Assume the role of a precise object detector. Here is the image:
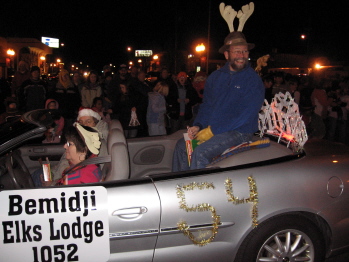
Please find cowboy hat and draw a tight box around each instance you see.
[219,31,255,54]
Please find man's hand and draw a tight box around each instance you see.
[187,126,200,140]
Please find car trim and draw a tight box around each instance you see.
[149,152,305,182]
[109,222,235,239]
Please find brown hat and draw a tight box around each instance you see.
[218,31,255,54]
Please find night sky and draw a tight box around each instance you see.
[1,0,348,70]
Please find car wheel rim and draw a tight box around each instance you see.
[256,229,315,262]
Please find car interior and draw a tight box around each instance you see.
[0,115,296,191]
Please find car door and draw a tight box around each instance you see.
[106,178,161,262]
[18,144,65,174]
[151,168,256,262]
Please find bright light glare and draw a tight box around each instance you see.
[196,43,205,52]
[7,49,15,56]
[315,64,322,69]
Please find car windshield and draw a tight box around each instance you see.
[0,110,56,155]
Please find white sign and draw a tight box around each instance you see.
[41,37,60,48]
[135,50,153,57]
[0,187,110,262]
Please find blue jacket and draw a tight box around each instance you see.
[147,92,167,124]
[193,62,264,135]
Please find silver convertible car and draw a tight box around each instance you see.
[1,94,349,262]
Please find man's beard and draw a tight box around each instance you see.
[230,58,248,71]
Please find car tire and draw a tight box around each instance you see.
[234,214,326,262]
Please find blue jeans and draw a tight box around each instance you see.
[172,130,252,171]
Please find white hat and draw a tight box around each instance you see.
[77,108,101,121]
[75,123,101,155]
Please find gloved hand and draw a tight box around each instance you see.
[195,126,214,144]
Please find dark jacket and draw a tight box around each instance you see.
[166,81,199,120]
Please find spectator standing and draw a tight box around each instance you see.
[110,83,139,138]
[263,74,274,103]
[287,76,300,105]
[147,81,169,136]
[11,60,31,98]
[172,31,264,171]
[106,64,131,114]
[272,71,288,95]
[53,69,81,128]
[130,70,153,137]
[18,66,47,112]
[155,68,177,100]
[167,71,199,134]
[72,72,84,94]
[80,70,102,107]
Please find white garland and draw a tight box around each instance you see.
[259,92,308,150]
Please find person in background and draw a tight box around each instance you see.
[287,76,300,105]
[262,74,274,103]
[11,60,31,98]
[147,81,169,136]
[106,64,131,116]
[192,71,207,101]
[53,69,81,129]
[130,70,152,137]
[18,66,47,112]
[272,71,288,95]
[167,71,199,134]
[109,83,139,138]
[43,99,64,143]
[80,70,102,107]
[92,96,111,124]
[172,31,264,171]
[41,124,102,186]
[72,71,84,94]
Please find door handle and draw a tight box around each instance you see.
[112,207,148,219]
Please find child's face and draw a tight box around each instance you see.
[95,100,103,109]
[48,102,56,109]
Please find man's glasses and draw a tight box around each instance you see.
[230,50,249,55]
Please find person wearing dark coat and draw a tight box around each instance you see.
[18,66,47,112]
[166,71,200,134]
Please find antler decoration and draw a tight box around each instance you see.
[220,2,254,32]
[237,2,254,32]
[219,3,238,32]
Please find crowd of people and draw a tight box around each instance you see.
[1,58,349,147]
[262,71,349,145]
[0,29,349,185]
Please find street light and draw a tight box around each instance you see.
[7,49,15,77]
[195,43,206,72]
[7,49,15,56]
[195,43,206,52]
[40,56,46,74]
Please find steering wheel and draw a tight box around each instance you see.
[5,151,34,189]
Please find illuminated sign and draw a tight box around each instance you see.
[0,187,110,261]
[135,50,153,57]
[41,37,60,48]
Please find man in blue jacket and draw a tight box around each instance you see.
[172,31,265,171]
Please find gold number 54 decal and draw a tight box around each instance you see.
[176,176,258,246]
[176,182,220,246]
